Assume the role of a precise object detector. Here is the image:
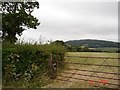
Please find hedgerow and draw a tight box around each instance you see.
[2,42,66,87]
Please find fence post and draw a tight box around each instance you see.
[48,54,53,69]
[48,54,54,79]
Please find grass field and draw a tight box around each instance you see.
[43,52,119,88]
[65,52,118,71]
[95,47,119,53]
[89,47,119,53]
[65,52,118,57]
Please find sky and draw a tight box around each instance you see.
[19,0,119,43]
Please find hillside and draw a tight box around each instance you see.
[65,39,119,48]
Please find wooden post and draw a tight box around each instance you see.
[48,54,54,78]
[48,54,53,69]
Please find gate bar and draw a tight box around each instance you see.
[65,68,120,75]
[65,56,120,59]
[66,62,120,67]
[57,75,120,87]
[62,71,120,81]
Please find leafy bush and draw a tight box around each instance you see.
[2,42,66,87]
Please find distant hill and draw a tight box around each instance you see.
[65,39,119,48]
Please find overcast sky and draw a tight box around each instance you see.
[19,0,118,43]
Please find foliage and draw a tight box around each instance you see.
[2,42,66,87]
[51,40,66,46]
[65,39,119,48]
[66,45,90,52]
[2,1,40,43]
[65,39,119,52]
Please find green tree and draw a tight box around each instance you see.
[80,45,89,52]
[2,1,40,43]
[51,40,66,46]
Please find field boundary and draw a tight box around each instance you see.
[55,56,120,88]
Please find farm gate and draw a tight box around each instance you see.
[51,55,120,88]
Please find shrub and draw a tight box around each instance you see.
[2,42,66,87]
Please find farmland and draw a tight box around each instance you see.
[43,52,119,88]
[66,52,118,57]
[2,1,119,89]
[94,47,119,53]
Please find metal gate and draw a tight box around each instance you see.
[56,56,120,88]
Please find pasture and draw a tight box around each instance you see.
[43,52,119,88]
[95,47,119,53]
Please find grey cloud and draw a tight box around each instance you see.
[21,1,118,42]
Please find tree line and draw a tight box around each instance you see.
[65,39,119,48]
